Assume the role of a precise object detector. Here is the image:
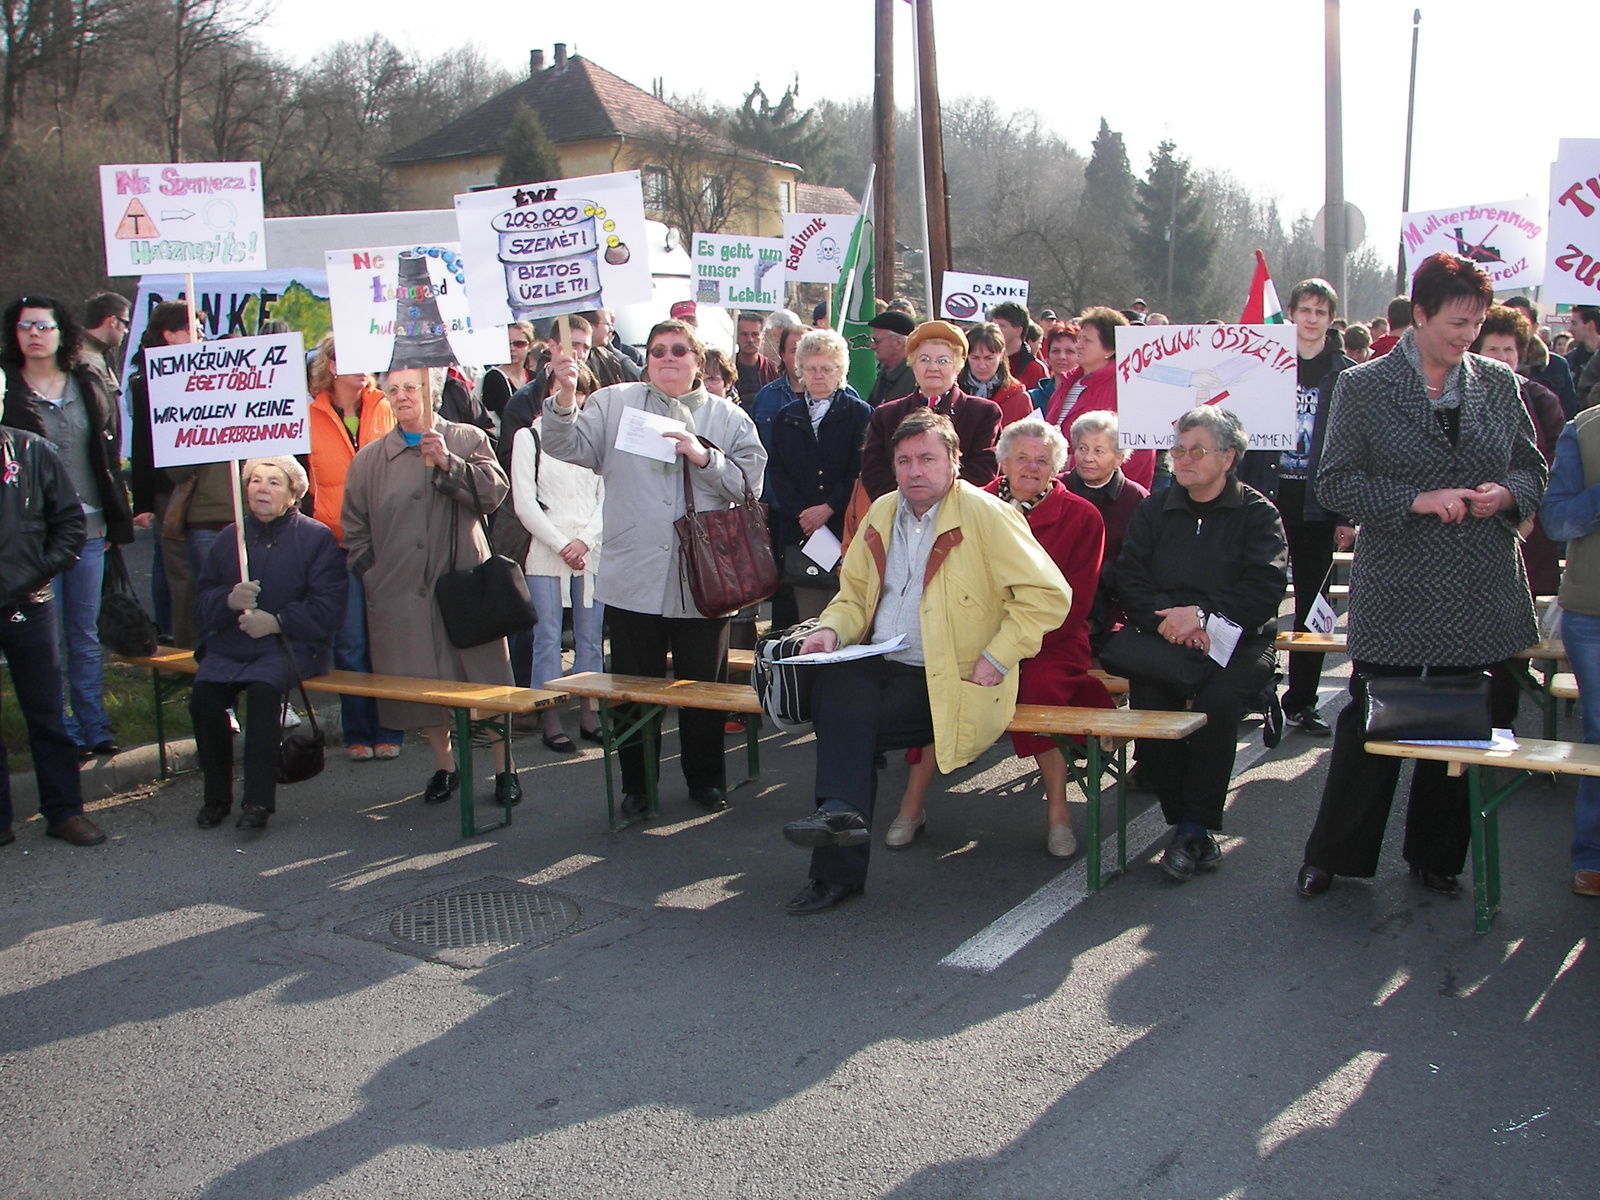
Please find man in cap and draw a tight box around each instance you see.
[865,310,917,409]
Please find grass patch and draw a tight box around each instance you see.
[2,660,192,774]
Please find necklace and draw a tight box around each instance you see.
[24,370,66,402]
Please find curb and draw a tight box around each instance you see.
[8,738,200,811]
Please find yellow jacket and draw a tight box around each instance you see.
[818,481,1072,772]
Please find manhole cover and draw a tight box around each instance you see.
[389,890,578,949]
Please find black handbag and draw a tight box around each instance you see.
[98,544,159,656]
[434,465,537,650]
[1363,673,1493,742]
[781,543,839,592]
[1099,628,1212,695]
[274,635,325,784]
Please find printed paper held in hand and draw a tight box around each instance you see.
[615,406,687,463]
[803,526,843,571]
[779,634,907,665]
[1204,612,1243,668]
[1306,590,1338,636]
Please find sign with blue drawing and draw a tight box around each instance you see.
[692,233,786,311]
[1115,324,1297,451]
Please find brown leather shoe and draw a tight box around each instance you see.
[46,814,107,846]
[1574,870,1600,897]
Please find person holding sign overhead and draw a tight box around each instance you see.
[1044,307,1155,490]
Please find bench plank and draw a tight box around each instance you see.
[1552,673,1578,701]
[1276,631,1347,653]
[1008,704,1203,740]
[1367,736,1600,777]
[559,672,765,714]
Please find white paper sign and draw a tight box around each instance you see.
[802,525,843,571]
[1401,198,1545,292]
[939,271,1029,323]
[692,233,786,311]
[1307,591,1338,636]
[145,333,309,468]
[453,172,652,326]
[782,213,859,283]
[1547,140,1600,305]
[98,162,266,277]
[779,635,907,665]
[614,405,686,463]
[324,243,508,373]
[1204,612,1243,668]
[1115,324,1297,451]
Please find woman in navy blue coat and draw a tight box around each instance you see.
[190,456,348,832]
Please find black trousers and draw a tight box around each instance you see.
[191,679,282,812]
[1302,660,1521,877]
[808,657,935,888]
[1282,518,1336,710]
[607,606,729,795]
[0,600,84,828]
[1130,636,1278,830]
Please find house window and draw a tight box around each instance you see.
[642,166,668,213]
[700,173,726,215]
[780,181,792,213]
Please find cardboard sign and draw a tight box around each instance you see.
[939,271,1029,322]
[782,213,859,283]
[145,332,310,468]
[98,162,266,276]
[1115,324,1297,451]
[453,171,652,326]
[691,233,785,311]
[1401,198,1545,292]
[325,243,508,373]
[1547,140,1600,305]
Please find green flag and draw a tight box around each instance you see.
[831,178,878,401]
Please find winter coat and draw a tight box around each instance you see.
[0,428,85,607]
[192,508,347,688]
[511,421,604,597]
[767,391,873,547]
[307,387,395,544]
[124,363,171,514]
[1316,331,1546,666]
[1043,366,1157,490]
[1521,333,1579,418]
[859,387,1003,500]
[1517,375,1566,597]
[1066,467,1149,642]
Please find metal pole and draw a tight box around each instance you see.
[914,0,950,313]
[1397,8,1421,295]
[1324,0,1347,302]
[874,0,896,304]
[1165,157,1178,312]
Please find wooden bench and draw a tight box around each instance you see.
[557,670,1203,893]
[1366,736,1600,932]
[1552,673,1578,702]
[1275,630,1347,654]
[110,649,568,838]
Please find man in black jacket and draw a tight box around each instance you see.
[0,426,106,847]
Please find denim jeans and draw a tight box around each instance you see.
[1560,609,1600,871]
[335,570,402,748]
[526,573,605,690]
[0,600,85,829]
[54,535,111,747]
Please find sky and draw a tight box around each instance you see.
[256,0,1600,271]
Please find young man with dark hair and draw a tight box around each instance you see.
[1570,306,1600,409]
[987,301,1047,389]
[1367,296,1413,357]
[79,291,130,414]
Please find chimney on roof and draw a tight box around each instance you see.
[530,49,544,75]
[553,43,567,69]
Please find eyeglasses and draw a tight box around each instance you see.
[16,320,59,333]
[913,355,955,368]
[384,383,425,397]
[1169,445,1211,461]
[508,339,531,350]
[649,343,694,359]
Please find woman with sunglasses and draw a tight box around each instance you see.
[543,318,767,819]
[478,321,536,416]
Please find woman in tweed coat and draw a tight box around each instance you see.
[1297,254,1547,899]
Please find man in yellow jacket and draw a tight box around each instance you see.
[782,409,1073,914]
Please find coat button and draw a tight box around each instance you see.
[416,541,424,549]
[413,492,422,499]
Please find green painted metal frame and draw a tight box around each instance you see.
[1053,734,1128,892]
[452,707,516,837]
[1465,762,1530,934]
[1519,661,1561,741]
[595,699,762,831]
[146,664,197,780]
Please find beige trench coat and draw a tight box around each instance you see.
[341,418,513,729]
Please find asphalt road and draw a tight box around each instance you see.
[2,652,1596,1198]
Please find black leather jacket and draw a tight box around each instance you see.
[0,427,87,607]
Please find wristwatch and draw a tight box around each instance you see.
[1195,607,1209,629]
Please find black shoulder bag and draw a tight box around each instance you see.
[434,462,537,649]
[98,543,160,656]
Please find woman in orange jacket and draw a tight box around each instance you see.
[306,335,400,760]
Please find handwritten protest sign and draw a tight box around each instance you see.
[325,243,507,373]
[145,332,309,469]
[939,271,1029,322]
[99,162,266,277]
[782,213,859,283]
[1402,198,1544,292]
[1115,324,1296,451]
[1546,140,1600,305]
[453,171,651,327]
[691,233,785,311]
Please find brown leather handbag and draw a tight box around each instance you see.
[674,437,778,618]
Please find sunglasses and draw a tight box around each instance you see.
[1170,445,1212,461]
[508,339,531,350]
[16,320,59,333]
[649,343,694,359]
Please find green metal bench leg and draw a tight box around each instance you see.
[152,667,169,780]
[1467,767,1493,933]
[455,707,475,838]
[1115,741,1128,872]
[1084,737,1103,892]
[597,701,665,831]
[729,710,762,794]
[452,707,513,838]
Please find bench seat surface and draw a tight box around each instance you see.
[1367,736,1600,777]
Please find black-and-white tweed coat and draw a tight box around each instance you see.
[1316,336,1547,667]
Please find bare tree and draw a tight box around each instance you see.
[631,120,769,248]
[131,0,264,162]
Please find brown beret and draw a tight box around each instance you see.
[904,320,969,359]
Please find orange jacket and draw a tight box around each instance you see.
[307,387,394,544]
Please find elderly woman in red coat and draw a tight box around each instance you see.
[884,416,1112,859]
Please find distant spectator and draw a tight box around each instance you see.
[1146,312,1171,326]
[1368,316,1389,340]
[733,311,780,399]
[1044,307,1155,489]
[1130,298,1148,317]
[988,301,1047,390]
[1065,409,1148,653]
[79,291,130,418]
[1367,296,1411,357]
[886,297,917,319]
[576,308,639,386]
[812,301,829,328]
[1030,323,1080,417]
[478,321,534,415]
[760,309,803,363]
[701,347,738,402]
[1552,331,1573,357]
[1343,322,1372,363]
[669,300,698,326]
[864,310,916,408]
[958,322,1032,425]
[1024,320,1045,363]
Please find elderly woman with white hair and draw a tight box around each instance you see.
[768,328,873,620]
[1108,407,1287,883]
[1065,410,1150,652]
[190,457,349,831]
[886,416,1112,858]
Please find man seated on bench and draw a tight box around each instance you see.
[779,410,1072,914]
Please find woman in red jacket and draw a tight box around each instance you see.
[1044,307,1156,489]
[958,323,1033,427]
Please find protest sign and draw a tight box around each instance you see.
[325,243,507,373]
[938,271,1029,323]
[691,233,786,311]
[782,213,859,283]
[144,332,310,469]
[1115,324,1297,451]
[98,162,266,276]
[1547,140,1600,305]
[453,171,651,327]
[1401,198,1544,292]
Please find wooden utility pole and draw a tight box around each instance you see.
[914,0,951,298]
[874,0,896,303]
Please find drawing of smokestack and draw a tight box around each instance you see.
[387,250,456,369]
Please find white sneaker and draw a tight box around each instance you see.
[280,707,302,730]
[1047,824,1078,859]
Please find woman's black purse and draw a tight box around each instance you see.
[434,465,537,650]
[1099,628,1212,696]
[1363,673,1493,742]
[98,544,160,656]
[781,543,839,591]
[275,635,325,784]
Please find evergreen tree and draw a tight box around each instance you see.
[727,79,833,181]
[497,104,561,187]
[1073,118,1138,309]
[1130,140,1216,321]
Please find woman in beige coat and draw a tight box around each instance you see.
[341,367,518,807]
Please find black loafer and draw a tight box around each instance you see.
[786,878,863,915]
[783,808,871,849]
[689,787,728,812]
[196,804,231,829]
[619,793,650,819]
[496,772,523,807]
[1297,863,1333,896]
[236,806,270,830]
[1410,865,1461,896]
[1193,832,1222,870]
[1285,705,1332,736]
[577,726,604,745]
[1159,832,1199,882]
[1261,691,1284,748]
[423,769,459,805]
[91,740,120,757]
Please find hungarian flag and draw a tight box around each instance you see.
[1239,249,1285,324]
[830,171,879,401]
